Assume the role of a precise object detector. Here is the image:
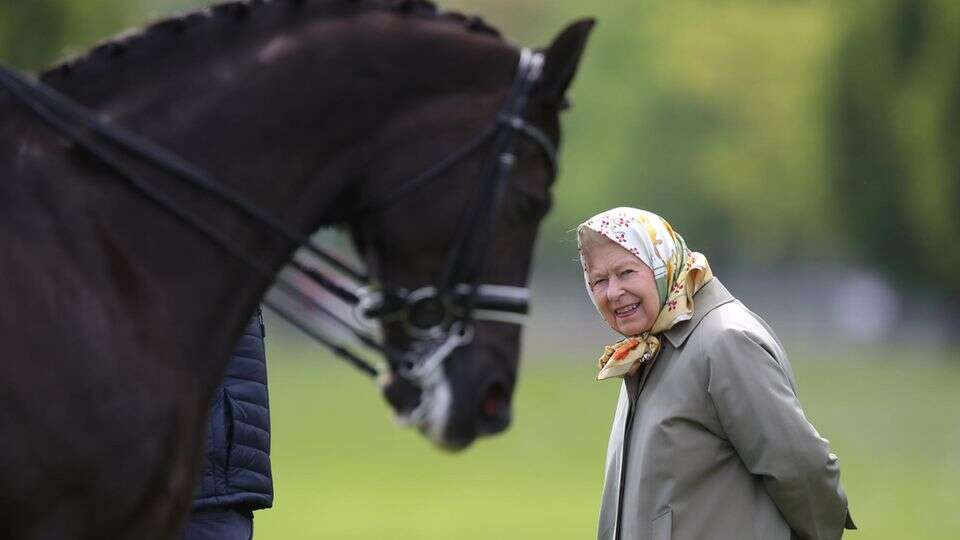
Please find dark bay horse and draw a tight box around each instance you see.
[0,0,592,538]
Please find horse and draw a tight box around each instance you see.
[0,0,592,538]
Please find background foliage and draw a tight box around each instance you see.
[833,0,960,301]
[2,0,958,538]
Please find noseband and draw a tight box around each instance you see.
[0,48,554,393]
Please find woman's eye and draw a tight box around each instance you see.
[621,269,634,277]
[591,279,607,289]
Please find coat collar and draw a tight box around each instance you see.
[662,278,736,348]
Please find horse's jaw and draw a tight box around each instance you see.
[380,365,516,451]
[381,369,466,451]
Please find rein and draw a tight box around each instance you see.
[0,48,554,393]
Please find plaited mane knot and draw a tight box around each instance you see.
[212,1,254,20]
[151,18,188,35]
[396,0,437,15]
[466,16,499,37]
[92,42,127,59]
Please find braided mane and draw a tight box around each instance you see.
[41,0,503,81]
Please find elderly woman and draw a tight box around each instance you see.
[578,208,855,540]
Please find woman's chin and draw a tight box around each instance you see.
[616,319,648,336]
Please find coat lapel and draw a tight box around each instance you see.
[663,278,736,349]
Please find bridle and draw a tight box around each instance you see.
[0,48,555,399]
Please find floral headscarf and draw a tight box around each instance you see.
[577,207,714,380]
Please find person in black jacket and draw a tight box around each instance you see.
[182,309,273,540]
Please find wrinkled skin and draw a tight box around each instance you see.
[583,236,661,338]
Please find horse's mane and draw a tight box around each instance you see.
[40,0,503,81]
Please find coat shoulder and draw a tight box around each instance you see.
[694,301,780,349]
[692,301,797,392]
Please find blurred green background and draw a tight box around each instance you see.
[260,335,960,539]
[2,0,958,538]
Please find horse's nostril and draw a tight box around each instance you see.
[478,381,511,434]
[482,384,505,417]
[380,374,422,414]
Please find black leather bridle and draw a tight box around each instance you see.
[0,48,555,393]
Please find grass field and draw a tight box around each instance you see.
[256,330,960,539]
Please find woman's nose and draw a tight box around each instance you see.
[605,277,623,302]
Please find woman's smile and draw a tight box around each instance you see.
[614,302,641,319]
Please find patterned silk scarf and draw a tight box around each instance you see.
[577,208,714,380]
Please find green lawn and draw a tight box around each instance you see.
[257,334,960,539]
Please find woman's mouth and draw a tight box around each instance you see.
[614,303,641,319]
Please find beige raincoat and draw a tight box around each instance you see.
[597,279,854,540]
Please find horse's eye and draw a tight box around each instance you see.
[509,190,550,225]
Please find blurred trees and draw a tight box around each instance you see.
[455,0,848,265]
[0,0,68,70]
[0,0,139,71]
[595,1,840,263]
[833,0,960,299]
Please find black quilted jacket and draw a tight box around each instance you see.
[192,309,273,511]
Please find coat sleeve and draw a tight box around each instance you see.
[705,327,853,539]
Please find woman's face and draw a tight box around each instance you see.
[584,237,661,336]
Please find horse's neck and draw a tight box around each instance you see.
[38,5,510,233]
[42,20,364,230]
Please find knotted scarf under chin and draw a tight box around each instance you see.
[597,334,660,380]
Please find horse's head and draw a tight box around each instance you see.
[348,19,594,450]
[23,0,591,451]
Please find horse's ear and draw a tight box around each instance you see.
[537,19,595,105]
